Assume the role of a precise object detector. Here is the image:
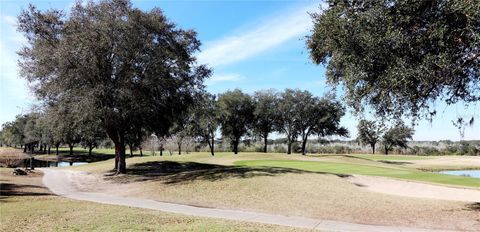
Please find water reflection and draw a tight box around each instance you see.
[439,170,480,178]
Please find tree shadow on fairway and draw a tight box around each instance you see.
[465,202,480,212]
[378,160,413,165]
[52,150,116,162]
[109,161,351,184]
[0,182,52,200]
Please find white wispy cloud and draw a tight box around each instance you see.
[197,3,324,67]
[206,73,243,84]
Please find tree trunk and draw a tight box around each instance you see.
[106,128,127,174]
[209,136,215,156]
[115,140,126,174]
[114,147,119,170]
[178,142,182,155]
[129,144,133,157]
[69,144,74,156]
[159,144,163,156]
[47,145,51,154]
[23,145,27,152]
[371,143,375,154]
[301,137,308,155]
[30,157,34,170]
[139,146,143,156]
[88,145,93,156]
[55,144,59,156]
[233,137,239,154]
[287,140,292,154]
[263,134,268,153]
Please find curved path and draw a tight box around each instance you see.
[41,169,455,232]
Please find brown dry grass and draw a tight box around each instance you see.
[0,147,29,167]
[0,168,310,232]
[402,156,480,171]
[70,160,480,231]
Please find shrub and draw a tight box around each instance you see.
[273,144,287,153]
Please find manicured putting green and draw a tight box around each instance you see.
[235,160,480,188]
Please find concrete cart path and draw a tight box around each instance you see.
[40,168,454,232]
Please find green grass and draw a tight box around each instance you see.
[69,151,479,187]
[235,159,480,188]
[348,154,432,161]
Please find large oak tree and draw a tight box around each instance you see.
[308,0,480,120]
[356,119,384,154]
[382,122,414,155]
[17,0,210,173]
[189,92,219,156]
[252,89,279,153]
[217,89,254,154]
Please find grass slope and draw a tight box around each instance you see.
[235,159,480,188]
[70,151,480,188]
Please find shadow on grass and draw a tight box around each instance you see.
[311,154,375,162]
[378,160,413,165]
[0,183,52,198]
[36,150,115,163]
[108,161,351,184]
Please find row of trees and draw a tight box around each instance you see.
[188,89,348,156]
[0,110,106,156]
[356,120,414,155]
[0,88,349,158]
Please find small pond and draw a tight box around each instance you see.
[21,159,89,168]
[49,161,89,167]
[439,170,480,178]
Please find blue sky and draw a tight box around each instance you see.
[0,0,478,141]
